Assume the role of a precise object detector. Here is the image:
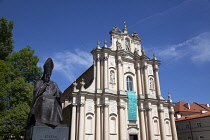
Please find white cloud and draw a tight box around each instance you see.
[51,49,93,82]
[157,32,210,63]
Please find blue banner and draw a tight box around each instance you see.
[127,91,137,120]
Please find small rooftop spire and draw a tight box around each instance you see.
[97,40,101,49]
[153,53,157,60]
[123,21,128,33]
[104,39,107,47]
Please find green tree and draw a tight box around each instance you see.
[0,17,14,60]
[0,17,42,139]
[6,46,42,84]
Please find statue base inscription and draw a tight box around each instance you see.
[25,126,69,140]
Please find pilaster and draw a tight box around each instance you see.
[158,104,166,140]
[103,55,109,89]
[96,97,101,140]
[117,56,123,91]
[119,100,126,140]
[104,103,109,140]
[138,103,146,140]
[70,104,77,140]
[146,103,154,140]
[79,103,85,140]
[143,62,149,96]
[169,107,178,140]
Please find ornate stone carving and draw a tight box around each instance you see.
[87,106,93,112]
[158,108,164,112]
[116,40,122,50]
[116,56,123,64]
[146,108,152,111]
[132,32,141,40]
[149,78,155,91]
[125,39,131,51]
[103,56,108,61]
[139,108,145,112]
[110,70,116,88]
[80,102,85,107]
[112,26,121,33]
[126,66,133,73]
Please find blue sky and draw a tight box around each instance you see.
[1,0,210,104]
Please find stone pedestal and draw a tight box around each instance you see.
[25,126,69,140]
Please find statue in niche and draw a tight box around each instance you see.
[149,78,155,91]
[25,58,63,129]
[125,39,130,51]
[110,70,115,84]
[116,40,122,50]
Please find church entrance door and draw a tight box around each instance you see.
[129,135,138,140]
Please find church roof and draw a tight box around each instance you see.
[176,111,210,121]
[174,101,210,113]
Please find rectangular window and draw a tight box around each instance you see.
[197,122,202,127]
[186,124,190,129]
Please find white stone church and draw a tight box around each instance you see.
[62,23,178,140]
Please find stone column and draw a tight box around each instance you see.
[104,103,109,140]
[136,64,142,95]
[139,104,146,140]
[70,104,77,140]
[154,65,161,98]
[169,109,178,140]
[79,103,85,140]
[96,56,101,89]
[146,104,154,140]
[96,103,101,140]
[143,63,149,95]
[158,105,166,140]
[119,102,126,140]
[103,55,108,89]
[117,56,123,91]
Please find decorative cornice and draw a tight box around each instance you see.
[146,108,152,111]
[158,108,164,112]
[95,57,101,62]
[80,103,85,107]
[143,65,148,69]
[104,104,109,107]
[118,104,126,109]
[139,108,145,112]
[169,110,175,114]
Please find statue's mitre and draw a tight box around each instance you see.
[43,58,54,72]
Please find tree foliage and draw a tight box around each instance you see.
[0,17,14,60]
[0,17,42,139]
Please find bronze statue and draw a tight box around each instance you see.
[26,58,62,128]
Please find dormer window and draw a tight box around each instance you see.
[126,76,133,91]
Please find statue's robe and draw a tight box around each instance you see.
[26,80,62,128]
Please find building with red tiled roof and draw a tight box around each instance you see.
[175,112,210,140]
[174,101,210,119]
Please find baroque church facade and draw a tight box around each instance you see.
[62,24,178,140]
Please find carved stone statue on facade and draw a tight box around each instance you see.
[110,70,115,84]
[112,26,121,33]
[116,40,122,50]
[25,58,63,129]
[125,39,130,51]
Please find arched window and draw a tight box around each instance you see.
[126,76,133,91]
[86,116,93,134]
[110,117,117,134]
[154,119,160,135]
[165,121,171,135]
